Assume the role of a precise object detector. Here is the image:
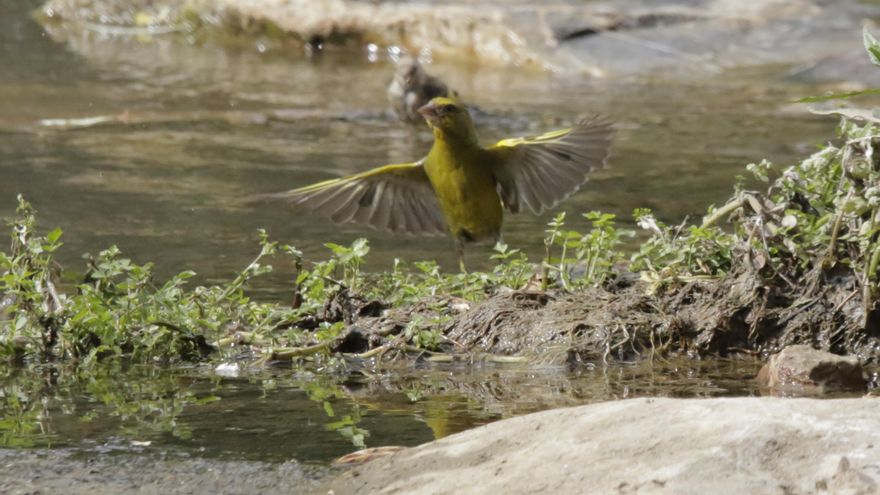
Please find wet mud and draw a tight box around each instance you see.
[339,265,872,365]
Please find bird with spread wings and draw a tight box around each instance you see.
[283,97,613,271]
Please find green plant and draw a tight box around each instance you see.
[324,238,369,291]
[489,242,532,289]
[542,212,566,289]
[1,196,65,360]
[0,198,312,365]
[542,211,633,289]
[403,313,449,350]
[630,208,733,286]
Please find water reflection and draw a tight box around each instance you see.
[0,358,773,463]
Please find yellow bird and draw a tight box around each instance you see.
[286,97,613,271]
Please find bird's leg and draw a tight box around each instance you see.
[456,239,467,273]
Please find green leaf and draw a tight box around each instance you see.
[46,227,63,244]
[795,88,880,103]
[350,238,370,257]
[864,27,880,67]
[14,315,28,332]
[351,432,366,448]
[324,243,347,255]
[809,107,880,124]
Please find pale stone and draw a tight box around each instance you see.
[756,345,866,391]
[323,397,880,495]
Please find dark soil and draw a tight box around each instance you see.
[330,258,879,364]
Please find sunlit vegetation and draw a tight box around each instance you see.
[5,28,880,372]
[4,107,880,367]
[0,193,629,366]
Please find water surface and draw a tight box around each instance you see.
[1,358,770,463]
[0,0,840,287]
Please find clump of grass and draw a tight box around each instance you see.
[0,196,310,365]
[606,29,880,357]
[629,206,735,292]
[541,211,634,290]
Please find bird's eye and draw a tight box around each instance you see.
[442,104,457,113]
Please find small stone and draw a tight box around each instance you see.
[214,362,241,378]
[449,298,471,313]
[756,345,866,391]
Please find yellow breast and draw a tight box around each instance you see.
[424,147,503,243]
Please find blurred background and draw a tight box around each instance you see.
[1,0,877,291]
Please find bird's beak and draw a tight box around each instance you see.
[417,101,440,123]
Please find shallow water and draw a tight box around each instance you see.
[0,358,773,464]
[0,0,842,288]
[0,0,870,469]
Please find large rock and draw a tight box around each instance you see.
[322,397,880,495]
[38,0,878,76]
[756,345,866,391]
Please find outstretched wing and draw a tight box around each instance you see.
[488,115,614,215]
[281,162,447,235]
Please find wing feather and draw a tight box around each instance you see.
[489,115,614,214]
[280,162,447,236]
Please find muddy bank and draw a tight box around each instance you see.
[299,123,880,365]
[321,397,880,495]
[347,275,866,364]
[37,0,878,76]
[0,448,329,495]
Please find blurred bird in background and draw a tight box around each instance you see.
[387,56,455,123]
